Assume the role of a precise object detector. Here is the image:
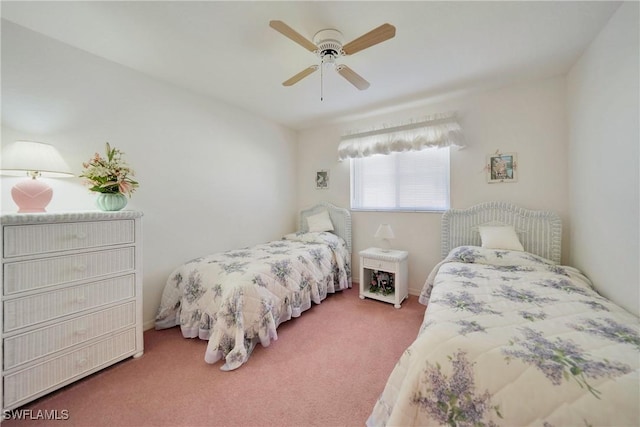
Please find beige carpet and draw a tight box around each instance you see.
[3,286,424,427]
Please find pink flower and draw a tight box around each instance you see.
[119,181,132,195]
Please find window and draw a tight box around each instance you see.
[351,147,450,211]
[339,112,462,211]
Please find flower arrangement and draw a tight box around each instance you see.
[80,142,139,197]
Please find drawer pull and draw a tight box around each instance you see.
[75,296,87,304]
[75,328,87,336]
[74,232,87,240]
[76,358,88,367]
[74,264,87,272]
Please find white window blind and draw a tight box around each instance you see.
[351,147,450,211]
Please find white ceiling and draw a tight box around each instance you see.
[1,1,621,130]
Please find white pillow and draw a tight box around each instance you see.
[306,210,334,232]
[478,225,524,251]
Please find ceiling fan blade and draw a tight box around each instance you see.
[283,65,318,86]
[342,23,396,55]
[269,20,317,52]
[337,65,370,90]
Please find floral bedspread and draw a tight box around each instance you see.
[155,231,351,371]
[368,246,639,426]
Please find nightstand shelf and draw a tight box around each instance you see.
[359,247,408,308]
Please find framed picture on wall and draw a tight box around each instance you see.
[316,170,329,189]
[487,152,517,183]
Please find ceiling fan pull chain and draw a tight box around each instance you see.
[320,61,324,101]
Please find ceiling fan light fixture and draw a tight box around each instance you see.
[322,52,337,69]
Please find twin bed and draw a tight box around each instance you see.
[368,202,639,426]
[155,200,638,425]
[155,202,351,371]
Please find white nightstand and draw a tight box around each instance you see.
[359,247,409,308]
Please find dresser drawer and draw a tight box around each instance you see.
[3,220,135,258]
[362,258,396,272]
[3,247,135,295]
[4,302,136,370]
[3,328,137,409]
[3,275,136,333]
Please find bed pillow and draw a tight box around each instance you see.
[306,210,334,232]
[478,225,524,251]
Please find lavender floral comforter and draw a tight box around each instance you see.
[368,246,639,426]
[155,231,351,371]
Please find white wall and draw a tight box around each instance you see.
[1,21,299,328]
[298,76,569,295]
[567,2,639,316]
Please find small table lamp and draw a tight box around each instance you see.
[375,223,395,251]
[1,140,74,213]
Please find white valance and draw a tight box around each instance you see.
[338,113,465,160]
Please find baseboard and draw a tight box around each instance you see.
[143,319,156,331]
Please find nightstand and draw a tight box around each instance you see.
[359,247,409,308]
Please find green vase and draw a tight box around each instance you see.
[96,193,128,211]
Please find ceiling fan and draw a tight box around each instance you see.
[269,20,396,94]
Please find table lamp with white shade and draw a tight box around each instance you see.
[374,223,395,251]
[1,140,74,213]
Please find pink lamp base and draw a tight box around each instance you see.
[11,179,53,213]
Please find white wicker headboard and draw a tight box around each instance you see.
[299,202,352,253]
[441,201,562,263]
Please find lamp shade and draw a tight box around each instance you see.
[374,224,395,240]
[1,140,73,177]
[1,141,73,213]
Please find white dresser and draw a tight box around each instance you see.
[0,211,143,412]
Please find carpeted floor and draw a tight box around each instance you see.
[2,286,424,427]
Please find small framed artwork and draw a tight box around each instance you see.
[316,170,329,189]
[487,152,517,183]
